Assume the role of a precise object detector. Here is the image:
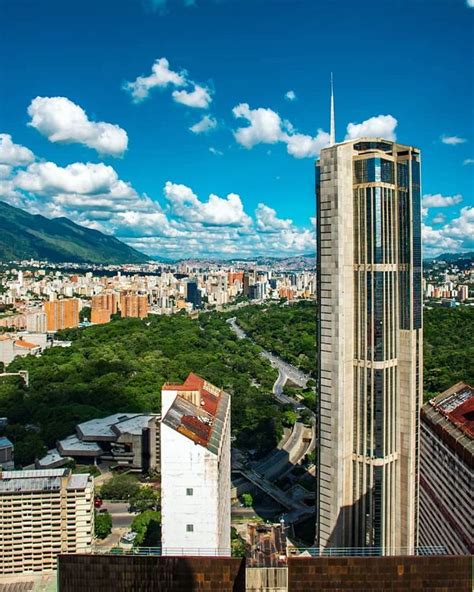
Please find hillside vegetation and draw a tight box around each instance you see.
[0,200,147,264]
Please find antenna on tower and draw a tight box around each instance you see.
[329,72,336,146]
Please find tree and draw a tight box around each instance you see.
[131,510,161,546]
[242,493,253,508]
[282,409,298,427]
[100,474,140,501]
[128,486,160,513]
[94,511,112,539]
[231,527,248,557]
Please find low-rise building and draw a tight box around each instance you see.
[37,413,160,473]
[161,373,231,556]
[0,437,14,469]
[419,382,473,555]
[0,468,93,575]
[0,334,42,367]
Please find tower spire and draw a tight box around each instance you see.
[329,72,336,146]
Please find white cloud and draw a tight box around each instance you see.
[189,114,217,134]
[124,57,186,102]
[232,103,329,158]
[285,90,296,101]
[468,0,474,7]
[422,193,463,208]
[0,164,12,178]
[27,97,128,157]
[441,135,467,145]
[463,158,474,165]
[432,213,446,225]
[345,114,398,141]
[232,103,284,147]
[422,207,474,256]
[255,203,292,232]
[209,147,223,156]
[173,84,212,109]
[0,134,35,166]
[164,181,252,226]
[284,130,330,158]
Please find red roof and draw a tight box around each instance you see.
[448,398,474,438]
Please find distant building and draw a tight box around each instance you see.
[185,280,202,309]
[91,291,118,324]
[419,382,473,555]
[25,311,47,333]
[457,285,469,302]
[0,468,93,575]
[37,413,160,473]
[44,299,80,331]
[0,436,14,469]
[0,334,42,367]
[161,373,231,556]
[120,292,149,318]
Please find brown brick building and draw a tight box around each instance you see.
[44,299,79,332]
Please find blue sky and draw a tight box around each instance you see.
[0,0,472,258]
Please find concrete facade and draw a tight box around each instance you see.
[316,139,423,553]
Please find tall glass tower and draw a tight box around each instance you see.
[315,138,422,554]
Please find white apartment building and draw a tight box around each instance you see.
[0,468,94,575]
[161,373,231,556]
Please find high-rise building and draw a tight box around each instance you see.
[316,138,423,553]
[419,382,473,555]
[44,299,80,331]
[185,280,202,309]
[161,373,231,556]
[120,292,149,319]
[91,291,118,324]
[0,468,93,575]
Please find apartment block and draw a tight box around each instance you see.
[91,292,118,324]
[120,292,149,319]
[419,382,473,554]
[44,299,80,332]
[0,468,93,575]
[161,373,231,556]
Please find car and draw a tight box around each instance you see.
[94,496,103,508]
[120,532,137,544]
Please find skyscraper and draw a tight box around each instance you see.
[316,138,422,554]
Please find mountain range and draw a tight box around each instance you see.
[0,201,148,264]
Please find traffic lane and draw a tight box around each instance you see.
[101,501,135,529]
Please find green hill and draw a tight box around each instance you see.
[0,200,148,264]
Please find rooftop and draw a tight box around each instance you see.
[0,436,13,449]
[430,382,474,438]
[58,434,103,456]
[0,468,68,493]
[77,413,141,440]
[162,373,230,454]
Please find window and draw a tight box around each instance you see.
[186,524,194,532]
[186,488,193,496]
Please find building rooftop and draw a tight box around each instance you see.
[422,382,474,468]
[0,468,68,493]
[162,373,230,455]
[111,414,155,437]
[77,413,141,441]
[0,436,13,449]
[58,434,103,456]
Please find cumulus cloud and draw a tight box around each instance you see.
[441,135,467,145]
[0,134,35,166]
[164,181,252,226]
[0,164,12,178]
[124,57,186,102]
[255,203,292,232]
[432,213,446,225]
[345,115,398,141]
[232,103,329,158]
[468,0,474,7]
[27,97,128,157]
[173,84,212,109]
[422,193,463,208]
[285,90,296,101]
[189,115,217,134]
[463,158,474,165]
[422,206,474,256]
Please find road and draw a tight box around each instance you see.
[94,502,135,549]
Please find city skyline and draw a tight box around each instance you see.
[0,0,473,260]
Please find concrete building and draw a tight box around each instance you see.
[44,298,80,331]
[0,436,14,469]
[120,292,149,319]
[0,468,93,575]
[37,413,160,472]
[316,138,423,553]
[161,373,231,556]
[419,382,473,554]
[0,334,42,367]
[91,291,118,324]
